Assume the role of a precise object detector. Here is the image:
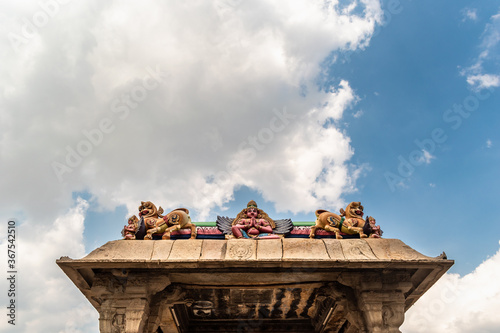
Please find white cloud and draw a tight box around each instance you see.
[423,150,435,164]
[402,241,500,333]
[418,149,435,165]
[462,11,500,90]
[466,74,500,90]
[353,110,364,118]
[429,183,436,188]
[462,8,478,22]
[0,0,383,223]
[486,139,493,148]
[0,198,98,333]
[0,2,384,330]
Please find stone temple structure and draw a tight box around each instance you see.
[57,238,453,332]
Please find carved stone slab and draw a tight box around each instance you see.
[200,240,227,260]
[84,240,155,261]
[225,239,257,260]
[168,239,203,261]
[282,238,329,260]
[151,240,175,261]
[257,239,283,260]
[365,238,430,260]
[322,239,347,260]
[339,240,377,260]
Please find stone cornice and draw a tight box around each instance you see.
[57,239,453,332]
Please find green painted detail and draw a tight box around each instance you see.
[194,222,217,227]
[291,221,316,226]
[338,216,345,230]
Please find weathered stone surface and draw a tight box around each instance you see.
[323,239,346,260]
[151,240,175,261]
[340,239,377,260]
[167,239,203,261]
[200,240,227,260]
[225,239,257,260]
[84,240,155,261]
[365,238,429,260]
[282,238,329,260]
[58,238,454,333]
[256,239,282,260]
[71,239,448,265]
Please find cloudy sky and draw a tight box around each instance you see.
[0,0,499,332]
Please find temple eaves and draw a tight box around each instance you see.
[57,238,453,333]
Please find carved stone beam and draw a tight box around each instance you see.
[316,282,367,333]
[145,285,187,333]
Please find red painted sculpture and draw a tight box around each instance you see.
[366,216,383,238]
[228,201,280,239]
[232,201,274,238]
[216,201,293,239]
[122,215,139,240]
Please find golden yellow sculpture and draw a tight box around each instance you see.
[138,201,197,240]
[309,202,369,239]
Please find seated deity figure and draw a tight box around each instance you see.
[366,216,383,238]
[231,201,277,239]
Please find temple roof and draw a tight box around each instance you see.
[58,238,453,313]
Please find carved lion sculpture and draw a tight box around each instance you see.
[309,201,369,239]
[139,201,197,240]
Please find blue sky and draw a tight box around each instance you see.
[80,0,500,276]
[1,1,500,332]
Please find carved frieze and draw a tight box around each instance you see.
[226,240,256,260]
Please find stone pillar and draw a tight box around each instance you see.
[338,271,412,333]
[124,298,149,333]
[97,302,115,333]
[356,274,411,333]
[91,272,170,333]
[357,291,406,333]
[98,298,150,333]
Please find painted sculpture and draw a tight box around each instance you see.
[310,201,380,239]
[120,199,382,240]
[122,215,140,240]
[139,201,197,240]
[121,201,197,240]
[217,200,293,239]
[365,216,383,238]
